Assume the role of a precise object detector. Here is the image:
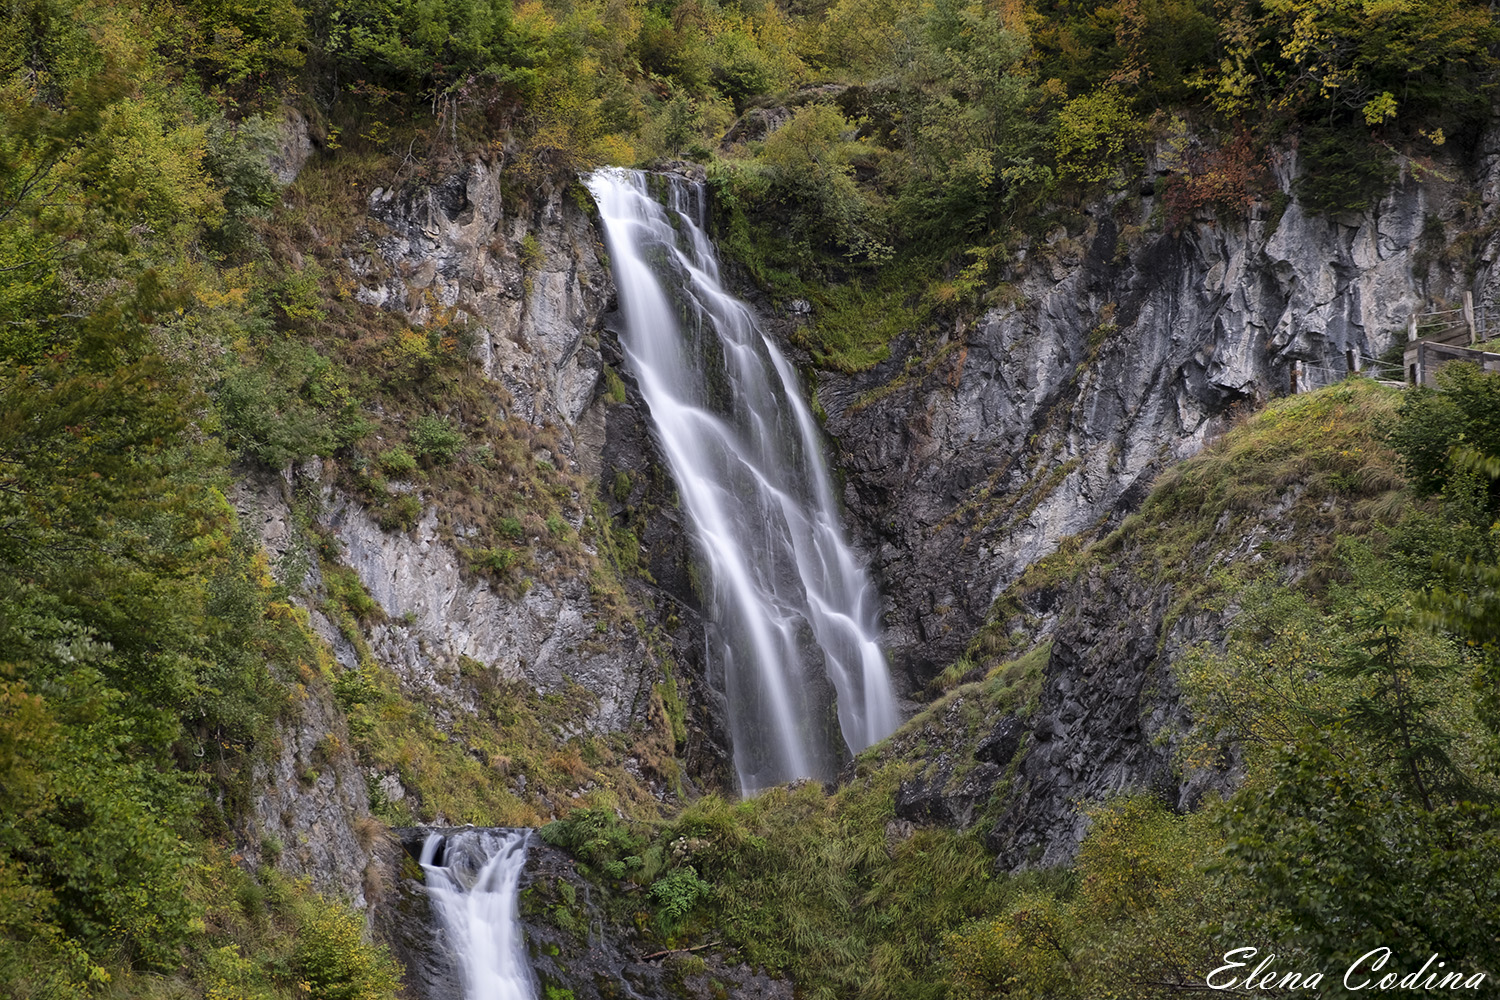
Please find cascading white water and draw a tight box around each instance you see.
[420,829,535,1000]
[585,167,899,790]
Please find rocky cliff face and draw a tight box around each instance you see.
[817,140,1500,694]
[767,137,1500,871]
[354,163,607,434]
[345,156,722,774]
[231,146,729,915]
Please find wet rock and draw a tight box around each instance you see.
[378,831,793,1000]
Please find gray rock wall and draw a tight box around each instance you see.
[818,142,1500,692]
[354,161,609,436]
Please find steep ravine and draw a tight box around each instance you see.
[235,126,1492,993]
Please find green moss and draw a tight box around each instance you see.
[603,365,628,404]
[611,470,634,503]
[657,669,687,747]
[798,272,928,374]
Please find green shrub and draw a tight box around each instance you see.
[334,667,383,710]
[218,335,365,469]
[710,31,776,105]
[378,447,418,476]
[411,415,463,465]
[1389,364,1500,501]
[519,232,544,271]
[377,493,424,532]
[325,565,380,620]
[649,865,713,923]
[293,902,401,1000]
[471,547,518,574]
[319,0,535,96]
[1293,127,1397,216]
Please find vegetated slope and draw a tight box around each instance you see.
[530,375,1500,999]
[5,0,1500,995]
[0,3,708,998]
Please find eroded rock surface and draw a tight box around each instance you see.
[817,147,1500,696]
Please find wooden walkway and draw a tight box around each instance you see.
[1294,291,1500,392]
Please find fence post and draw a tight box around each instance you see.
[1346,348,1357,374]
[1409,312,1419,345]
[1465,291,1476,344]
[1290,360,1302,394]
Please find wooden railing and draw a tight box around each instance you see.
[1290,291,1497,392]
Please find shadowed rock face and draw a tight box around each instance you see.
[984,565,1185,869]
[380,829,793,1000]
[808,146,1500,697]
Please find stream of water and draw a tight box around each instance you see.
[585,167,899,790]
[420,829,535,1000]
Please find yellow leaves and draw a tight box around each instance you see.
[1362,0,1415,14]
[1054,86,1145,184]
[513,0,559,36]
[249,551,276,591]
[595,133,637,166]
[0,679,58,822]
[1363,90,1398,125]
[263,600,307,626]
[196,283,249,310]
[90,98,225,237]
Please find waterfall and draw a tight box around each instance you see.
[420,829,536,1000]
[585,167,899,791]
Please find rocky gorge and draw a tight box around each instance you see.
[228,112,1500,998]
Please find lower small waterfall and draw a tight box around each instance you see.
[420,829,536,1000]
[585,167,900,790]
